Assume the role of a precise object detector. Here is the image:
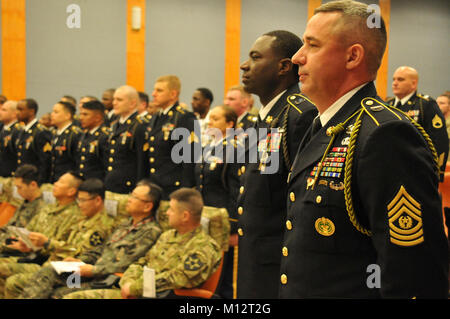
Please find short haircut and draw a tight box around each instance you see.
[0,95,7,104]
[314,0,387,76]
[228,85,251,99]
[137,179,163,214]
[81,100,105,114]
[217,105,237,128]
[169,188,204,223]
[78,178,106,200]
[196,88,214,104]
[156,75,181,93]
[14,164,40,186]
[138,91,149,104]
[22,98,39,115]
[81,95,98,101]
[62,95,77,106]
[65,171,83,190]
[263,30,303,76]
[57,101,76,118]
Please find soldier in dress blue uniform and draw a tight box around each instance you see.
[194,105,242,299]
[224,85,257,131]
[77,100,110,180]
[0,101,22,177]
[15,99,52,184]
[387,66,449,181]
[280,0,448,298]
[236,30,317,299]
[104,85,148,194]
[49,101,83,183]
[145,75,200,199]
[102,88,118,127]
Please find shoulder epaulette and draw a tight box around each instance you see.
[417,93,430,101]
[136,115,148,124]
[287,93,315,114]
[360,97,404,126]
[71,125,82,133]
[101,126,111,134]
[176,105,186,114]
[247,114,257,123]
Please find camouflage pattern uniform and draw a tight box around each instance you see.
[19,216,161,299]
[5,209,115,298]
[0,196,45,244]
[0,201,80,297]
[63,226,221,299]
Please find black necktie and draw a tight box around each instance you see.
[311,117,322,135]
[394,100,402,108]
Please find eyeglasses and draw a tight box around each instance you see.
[76,196,96,204]
[129,193,152,203]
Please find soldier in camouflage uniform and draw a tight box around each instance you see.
[0,172,82,298]
[18,180,163,299]
[64,188,221,299]
[0,165,44,246]
[5,179,116,298]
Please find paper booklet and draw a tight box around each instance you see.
[50,261,86,275]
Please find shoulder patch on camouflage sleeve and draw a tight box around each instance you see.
[387,186,424,247]
[89,231,104,247]
[184,253,204,271]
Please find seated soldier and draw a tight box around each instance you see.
[63,188,222,299]
[5,178,116,298]
[0,171,82,298]
[0,165,44,245]
[18,180,163,299]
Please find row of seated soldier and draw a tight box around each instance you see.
[0,166,226,299]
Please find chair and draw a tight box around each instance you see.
[0,202,17,227]
[438,170,450,237]
[0,177,21,226]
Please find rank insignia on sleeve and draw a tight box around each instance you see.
[89,231,104,246]
[432,114,443,129]
[184,253,204,271]
[387,186,424,247]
